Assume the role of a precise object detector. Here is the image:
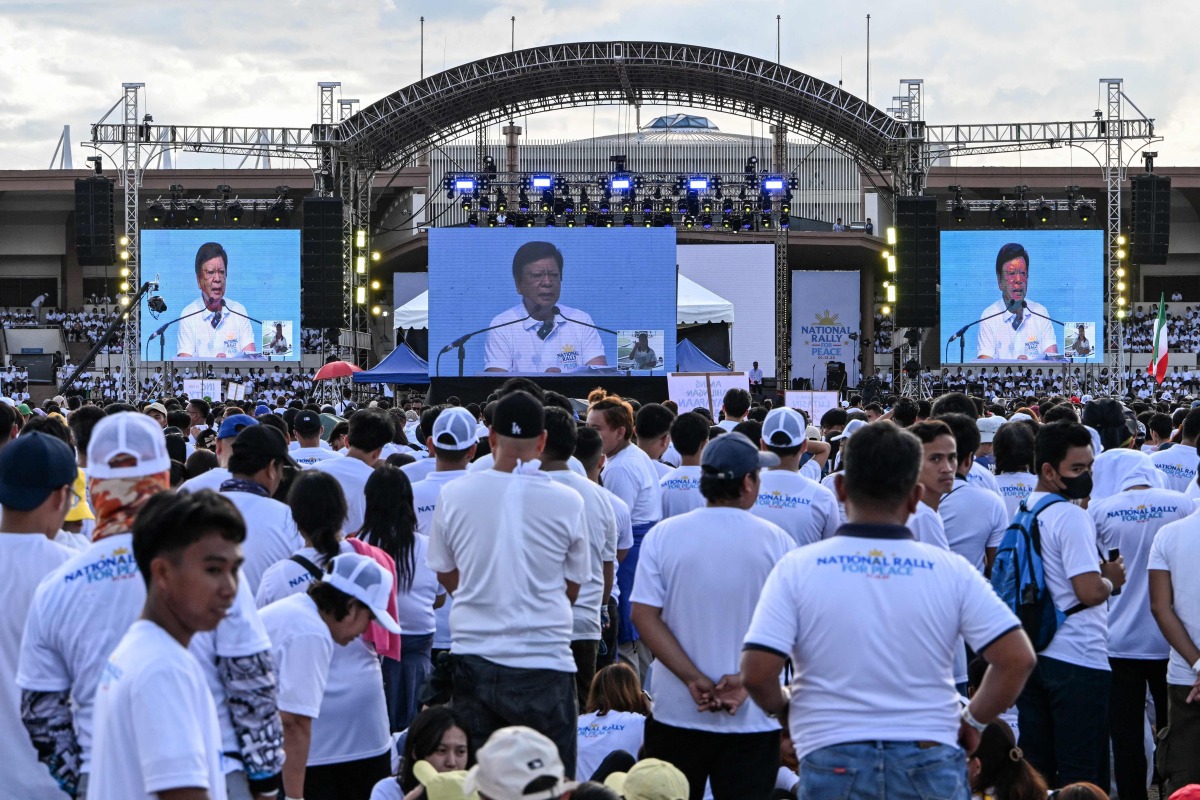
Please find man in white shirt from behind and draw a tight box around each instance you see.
[542,407,618,703]
[1151,408,1200,492]
[0,433,78,799]
[715,387,751,432]
[634,403,675,479]
[752,407,840,546]
[290,410,342,468]
[310,408,395,534]
[740,421,1037,800]
[659,412,709,519]
[427,391,589,777]
[179,413,258,494]
[1089,460,1191,800]
[89,490,244,800]
[632,432,795,800]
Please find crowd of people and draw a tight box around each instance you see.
[1,375,1200,800]
[1124,305,1200,355]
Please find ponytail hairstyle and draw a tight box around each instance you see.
[357,464,418,592]
[971,720,1048,800]
[287,470,347,564]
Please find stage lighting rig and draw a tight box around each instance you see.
[1037,199,1053,223]
[761,176,786,192]
[610,174,632,191]
[531,175,553,190]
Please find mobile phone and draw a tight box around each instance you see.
[1108,548,1121,596]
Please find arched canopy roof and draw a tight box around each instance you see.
[339,41,906,173]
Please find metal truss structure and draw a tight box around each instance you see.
[84,43,1161,390]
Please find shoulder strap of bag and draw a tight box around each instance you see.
[290,554,323,580]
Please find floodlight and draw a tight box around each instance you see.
[687,176,709,191]
[886,227,897,245]
[953,201,969,223]
[149,202,165,223]
[187,202,204,224]
[453,177,477,192]
[355,286,366,304]
[1037,201,1053,223]
[227,201,244,223]
[531,175,553,189]
[1077,202,1093,222]
[762,177,786,192]
[610,175,632,191]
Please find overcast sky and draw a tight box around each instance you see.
[1,0,1195,172]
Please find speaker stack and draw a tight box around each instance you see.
[893,195,940,329]
[74,177,116,267]
[301,197,345,330]
[1131,174,1170,264]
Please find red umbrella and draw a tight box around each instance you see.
[314,360,364,380]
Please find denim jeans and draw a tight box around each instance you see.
[797,741,969,800]
[1017,655,1111,789]
[451,654,579,778]
[382,632,434,732]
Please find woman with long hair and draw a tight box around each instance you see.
[255,471,392,800]
[969,720,1049,800]
[576,663,651,782]
[368,706,474,800]
[357,464,444,732]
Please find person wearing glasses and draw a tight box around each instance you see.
[483,241,607,373]
[176,241,259,359]
[975,243,1060,361]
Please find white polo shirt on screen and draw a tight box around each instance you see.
[90,621,227,800]
[1148,514,1200,686]
[659,465,704,519]
[995,472,1038,517]
[176,296,255,359]
[1089,487,1191,659]
[1151,444,1199,493]
[752,470,841,546]
[975,297,1058,361]
[427,470,589,672]
[1025,492,1109,670]
[482,302,605,373]
[632,507,794,733]
[743,523,1020,759]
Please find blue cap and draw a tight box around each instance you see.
[0,431,78,511]
[254,404,271,417]
[217,414,258,440]
[700,431,779,480]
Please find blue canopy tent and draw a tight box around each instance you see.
[676,338,730,372]
[352,342,431,385]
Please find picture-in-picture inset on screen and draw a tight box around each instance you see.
[940,230,1104,364]
[427,228,677,376]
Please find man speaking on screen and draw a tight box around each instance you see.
[483,241,608,373]
[176,242,258,359]
[975,242,1060,361]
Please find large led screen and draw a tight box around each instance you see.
[940,230,1104,364]
[141,230,301,361]
[428,229,676,377]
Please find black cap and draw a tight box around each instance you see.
[492,391,544,439]
[0,431,77,511]
[231,424,294,464]
[294,410,323,436]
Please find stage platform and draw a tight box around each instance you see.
[428,375,668,406]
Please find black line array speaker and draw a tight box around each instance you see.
[1131,174,1170,264]
[301,196,345,329]
[74,178,116,267]
[826,361,847,391]
[893,195,940,329]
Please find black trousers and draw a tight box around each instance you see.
[1109,657,1168,800]
[1161,684,1200,795]
[304,750,391,800]
[643,716,780,800]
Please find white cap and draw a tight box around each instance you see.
[324,553,402,634]
[87,412,172,479]
[431,407,477,451]
[762,407,806,448]
[463,727,570,800]
[1008,412,1033,423]
[831,418,868,442]
[977,415,1005,443]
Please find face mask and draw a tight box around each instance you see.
[1056,470,1093,501]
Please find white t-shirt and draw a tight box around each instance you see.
[975,297,1058,360]
[744,524,1021,759]
[940,478,1009,572]
[179,466,232,494]
[607,490,634,605]
[427,470,589,672]
[401,458,438,484]
[293,446,342,468]
[632,507,794,733]
[995,472,1037,518]
[2,534,73,798]
[17,533,145,773]
[260,593,335,719]
[256,544,391,765]
[752,470,841,547]
[188,571,272,773]
[602,444,662,527]
[217,489,303,595]
[176,296,256,359]
[547,470,618,640]
[90,621,227,800]
[309,455,376,535]
[468,452,587,477]
[967,460,1002,495]
[1151,444,1199,493]
[659,465,704,519]
[1025,492,1109,670]
[907,502,950,549]
[1089,488,1191,659]
[482,302,606,373]
[1148,513,1200,685]
[412,469,468,536]
[576,711,646,781]
[392,534,445,636]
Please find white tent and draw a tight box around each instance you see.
[393,275,733,329]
